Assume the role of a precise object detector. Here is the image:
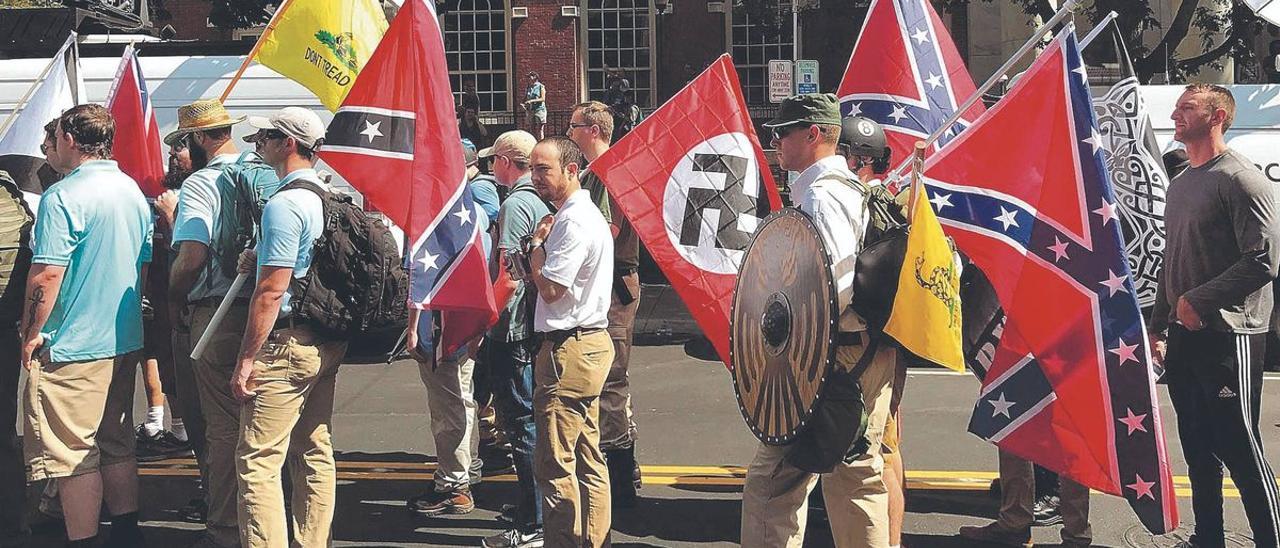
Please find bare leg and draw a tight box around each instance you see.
[142,359,164,408]
[58,473,103,541]
[884,451,905,546]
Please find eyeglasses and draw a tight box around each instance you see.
[40,143,50,154]
[567,122,592,130]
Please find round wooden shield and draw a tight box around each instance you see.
[730,208,839,445]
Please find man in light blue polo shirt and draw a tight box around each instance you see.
[164,97,275,548]
[20,104,153,547]
[229,107,346,548]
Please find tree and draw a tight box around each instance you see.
[740,0,1270,83]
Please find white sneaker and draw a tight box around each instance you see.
[481,528,544,548]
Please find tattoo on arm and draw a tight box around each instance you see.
[25,286,45,340]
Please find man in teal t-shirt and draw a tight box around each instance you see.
[20,104,153,546]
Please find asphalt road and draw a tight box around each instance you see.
[15,285,1280,546]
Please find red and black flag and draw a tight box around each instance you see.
[319,0,496,354]
[588,54,782,368]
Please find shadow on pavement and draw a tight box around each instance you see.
[906,489,1001,520]
[610,495,741,544]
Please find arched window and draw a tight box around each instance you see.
[731,0,794,105]
[442,0,509,111]
[587,0,654,107]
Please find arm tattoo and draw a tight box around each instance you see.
[24,286,45,340]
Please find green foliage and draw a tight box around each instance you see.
[0,0,64,8]
[741,0,1268,83]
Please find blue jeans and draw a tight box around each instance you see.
[488,336,542,531]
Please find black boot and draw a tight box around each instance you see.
[605,448,638,509]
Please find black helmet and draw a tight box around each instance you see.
[839,115,892,173]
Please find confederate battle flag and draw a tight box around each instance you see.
[588,54,782,368]
[922,28,1178,534]
[838,0,985,186]
[320,0,496,354]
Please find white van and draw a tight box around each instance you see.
[0,54,363,196]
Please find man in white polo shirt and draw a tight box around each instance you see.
[526,136,615,547]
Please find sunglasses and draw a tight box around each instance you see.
[771,125,809,143]
[253,129,288,143]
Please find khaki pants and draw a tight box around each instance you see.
[997,450,1092,544]
[741,342,898,548]
[600,271,639,451]
[236,325,347,548]
[535,330,614,548]
[417,353,478,491]
[24,353,137,481]
[192,302,250,546]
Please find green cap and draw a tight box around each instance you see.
[763,93,843,128]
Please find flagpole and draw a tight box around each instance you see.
[190,272,249,359]
[1078,11,1119,50]
[218,0,298,103]
[887,0,1080,181]
[908,141,928,223]
[0,34,76,140]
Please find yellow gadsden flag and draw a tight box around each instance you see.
[256,0,388,111]
[882,183,965,371]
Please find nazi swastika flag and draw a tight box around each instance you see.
[588,54,782,369]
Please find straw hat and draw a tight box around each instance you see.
[163,99,246,147]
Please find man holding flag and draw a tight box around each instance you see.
[741,94,898,548]
[164,99,253,548]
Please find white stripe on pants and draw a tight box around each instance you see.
[418,354,479,491]
[1236,335,1280,545]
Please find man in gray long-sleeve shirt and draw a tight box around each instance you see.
[1152,84,1280,548]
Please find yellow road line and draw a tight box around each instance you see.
[134,459,1249,497]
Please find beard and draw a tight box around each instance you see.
[188,144,210,171]
[162,167,193,190]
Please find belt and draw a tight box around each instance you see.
[540,327,604,343]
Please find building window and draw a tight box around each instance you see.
[442,0,508,112]
[587,0,654,107]
[731,0,794,105]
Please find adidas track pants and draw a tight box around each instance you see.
[1166,325,1280,547]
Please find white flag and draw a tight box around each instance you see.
[0,33,83,195]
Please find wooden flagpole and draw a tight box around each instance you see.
[218,0,299,103]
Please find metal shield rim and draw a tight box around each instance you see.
[729,207,841,445]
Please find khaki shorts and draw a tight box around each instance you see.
[881,360,908,455]
[24,353,137,481]
[527,109,547,125]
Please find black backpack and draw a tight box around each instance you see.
[273,179,409,358]
[0,170,33,327]
[819,172,910,332]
